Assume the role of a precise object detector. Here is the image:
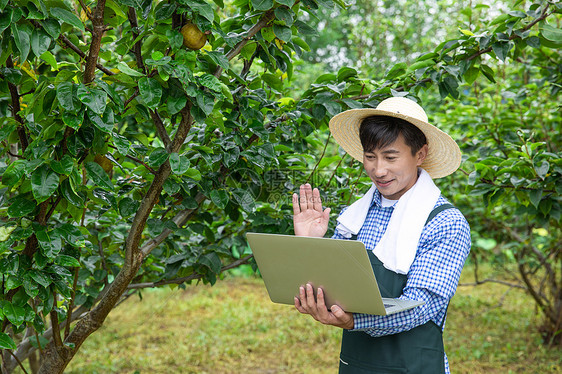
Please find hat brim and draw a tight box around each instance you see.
[329,108,461,179]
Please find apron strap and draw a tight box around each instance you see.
[425,203,455,226]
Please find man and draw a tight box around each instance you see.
[292,97,471,373]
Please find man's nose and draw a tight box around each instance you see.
[372,160,388,177]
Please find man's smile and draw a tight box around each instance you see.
[375,179,394,187]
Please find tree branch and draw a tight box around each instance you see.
[128,255,254,289]
[149,109,172,150]
[50,291,63,350]
[7,350,29,374]
[54,33,114,77]
[83,0,108,84]
[213,10,275,77]
[6,56,29,151]
[77,0,93,20]
[467,4,552,61]
[127,7,146,74]
[64,268,80,339]
[50,101,196,373]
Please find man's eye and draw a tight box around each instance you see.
[386,157,397,161]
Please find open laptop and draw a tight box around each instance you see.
[246,233,424,315]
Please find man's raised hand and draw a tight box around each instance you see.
[292,184,331,237]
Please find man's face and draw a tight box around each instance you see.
[362,134,428,200]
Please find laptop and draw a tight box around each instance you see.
[246,233,424,315]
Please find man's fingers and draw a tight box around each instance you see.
[315,287,330,320]
[299,184,309,211]
[304,184,315,210]
[294,297,306,314]
[292,193,300,215]
[312,188,323,212]
[305,283,317,310]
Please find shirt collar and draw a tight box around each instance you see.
[371,188,382,208]
[371,188,398,208]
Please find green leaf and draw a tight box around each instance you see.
[184,168,202,181]
[232,189,255,211]
[138,77,162,109]
[261,27,275,43]
[85,162,114,190]
[492,41,511,61]
[291,36,310,51]
[440,75,459,99]
[87,110,113,133]
[198,74,223,92]
[29,270,52,288]
[51,155,74,175]
[11,23,30,62]
[385,62,407,79]
[480,64,496,83]
[55,255,81,267]
[464,66,480,85]
[540,24,562,43]
[0,8,11,34]
[169,153,190,175]
[4,301,27,327]
[50,7,85,32]
[31,165,60,204]
[167,93,187,115]
[274,7,294,25]
[273,24,292,42]
[293,20,318,36]
[36,228,62,258]
[148,148,169,168]
[534,160,549,179]
[56,82,77,112]
[0,121,16,142]
[7,196,37,218]
[31,29,51,57]
[41,18,61,39]
[529,189,542,208]
[276,0,295,6]
[189,1,214,22]
[62,111,83,130]
[2,160,26,186]
[261,73,283,91]
[205,51,229,70]
[0,332,17,350]
[77,85,107,115]
[252,0,273,11]
[60,179,84,207]
[117,62,145,77]
[112,133,130,156]
[119,197,139,218]
[210,190,229,209]
[198,252,222,274]
[195,93,215,116]
[55,224,85,247]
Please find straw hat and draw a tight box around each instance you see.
[328,97,461,179]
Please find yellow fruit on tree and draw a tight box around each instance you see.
[181,22,207,50]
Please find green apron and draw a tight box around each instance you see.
[338,204,454,374]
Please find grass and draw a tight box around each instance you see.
[19,264,562,373]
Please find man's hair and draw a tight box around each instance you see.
[359,116,427,156]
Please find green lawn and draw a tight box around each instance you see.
[35,265,562,373]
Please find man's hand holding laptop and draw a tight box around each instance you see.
[292,183,355,330]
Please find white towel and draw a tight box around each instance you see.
[335,184,377,239]
[336,168,441,274]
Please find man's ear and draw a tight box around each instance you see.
[417,144,429,165]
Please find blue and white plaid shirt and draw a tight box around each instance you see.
[332,189,471,373]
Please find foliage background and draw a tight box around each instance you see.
[0,0,560,372]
